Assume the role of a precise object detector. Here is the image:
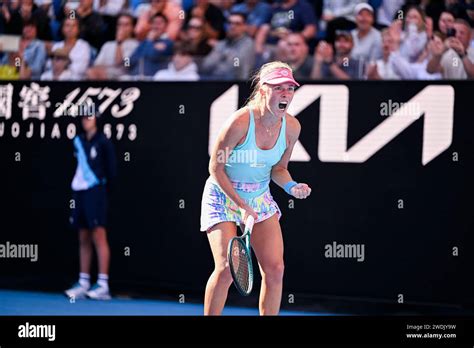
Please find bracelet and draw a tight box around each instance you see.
[283,181,297,195]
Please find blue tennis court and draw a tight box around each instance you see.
[0,289,333,316]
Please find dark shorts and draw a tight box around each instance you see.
[70,185,108,230]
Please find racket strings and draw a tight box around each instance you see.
[230,239,251,293]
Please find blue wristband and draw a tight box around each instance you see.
[283,181,297,195]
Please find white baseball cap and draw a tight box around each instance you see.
[354,3,374,15]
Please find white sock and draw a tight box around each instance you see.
[97,273,109,290]
[79,273,90,289]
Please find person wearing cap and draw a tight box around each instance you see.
[65,114,117,301]
[311,31,362,79]
[40,47,73,80]
[201,61,311,315]
[350,3,382,64]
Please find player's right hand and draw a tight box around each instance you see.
[239,204,258,224]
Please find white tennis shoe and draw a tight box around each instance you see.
[65,282,89,299]
[86,283,111,300]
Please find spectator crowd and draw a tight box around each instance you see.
[0,0,473,81]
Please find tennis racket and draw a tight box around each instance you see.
[228,215,255,296]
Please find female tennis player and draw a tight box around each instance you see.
[200,61,311,315]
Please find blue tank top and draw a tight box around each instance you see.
[221,107,287,200]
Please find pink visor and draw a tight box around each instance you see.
[260,67,300,86]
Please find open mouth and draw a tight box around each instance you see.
[278,101,288,110]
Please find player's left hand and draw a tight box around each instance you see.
[290,183,311,199]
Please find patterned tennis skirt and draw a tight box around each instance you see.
[200,176,282,232]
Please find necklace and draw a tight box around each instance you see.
[256,108,281,136]
[259,115,280,136]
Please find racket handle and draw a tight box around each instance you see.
[245,215,255,233]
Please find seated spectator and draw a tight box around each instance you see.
[311,30,362,79]
[186,0,226,40]
[283,32,313,79]
[322,0,361,43]
[427,18,474,79]
[181,16,212,56]
[153,41,199,80]
[127,13,173,77]
[231,0,271,37]
[366,28,401,80]
[351,3,382,63]
[40,47,74,79]
[255,0,316,55]
[200,12,254,80]
[59,0,106,50]
[392,6,429,63]
[4,0,52,40]
[380,16,441,80]
[51,17,91,79]
[87,13,138,80]
[438,10,455,36]
[19,18,47,78]
[135,0,183,41]
[370,16,438,80]
[376,0,405,28]
[0,19,46,79]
